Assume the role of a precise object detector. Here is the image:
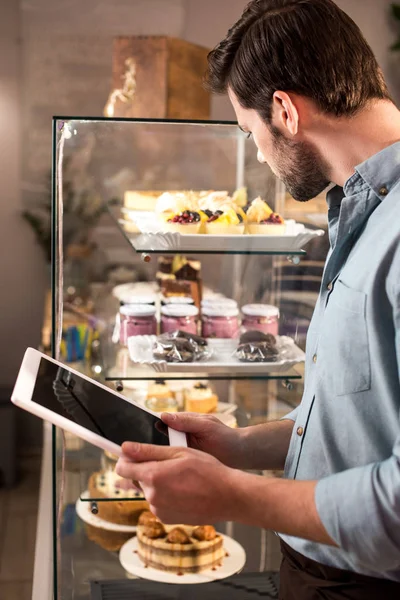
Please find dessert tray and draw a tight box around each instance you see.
[75,492,137,533]
[127,335,305,374]
[119,533,246,585]
[121,211,324,253]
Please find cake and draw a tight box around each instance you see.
[85,524,132,552]
[245,197,286,234]
[235,330,279,362]
[88,471,149,525]
[204,207,245,235]
[137,512,225,574]
[145,380,178,413]
[184,383,218,413]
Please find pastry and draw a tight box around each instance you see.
[235,330,279,362]
[146,380,178,413]
[85,524,132,552]
[184,383,218,413]
[88,471,149,525]
[153,332,210,363]
[156,192,202,233]
[137,514,225,574]
[245,197,286,234]
[204,207,245,235]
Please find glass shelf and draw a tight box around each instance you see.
[105,370,302,382]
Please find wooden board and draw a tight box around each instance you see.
[112,36,210,119]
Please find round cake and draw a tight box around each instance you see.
[88,470,149,526]
[184,383,218,413]
[137,512,225,574]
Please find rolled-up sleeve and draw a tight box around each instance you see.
[281,406,299,422]
[315,449,400,571]
[315,265,400,572]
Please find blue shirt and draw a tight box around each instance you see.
[281,142,400,580]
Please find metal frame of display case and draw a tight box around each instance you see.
[42,116,322,600]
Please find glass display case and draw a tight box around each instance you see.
[47,117,327,600]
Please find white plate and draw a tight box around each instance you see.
[122,212,324,252]
[128,335,305,374]
[75,491,137,533]
[119,533,246,584]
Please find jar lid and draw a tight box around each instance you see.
[121,294,157,305]
[162,296,194,305]
[241,304,280,318]
[201,298,238,308]
[202,305,239,317]
[161,305,199,318]
[120,304,157,317]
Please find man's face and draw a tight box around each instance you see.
[228,89,330,202]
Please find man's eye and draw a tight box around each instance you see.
[246,132,252,139]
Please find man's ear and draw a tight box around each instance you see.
[272,91,299,136]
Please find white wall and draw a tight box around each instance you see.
[1,0,398,392]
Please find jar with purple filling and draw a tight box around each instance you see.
[161,296,194,306]
[119,305,157,345]
[202,306,240,339]
[161,305,199,335]
[241,304,279,336]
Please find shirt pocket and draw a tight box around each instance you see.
[318,280,371,396]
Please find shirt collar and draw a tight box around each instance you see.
[344,141,400,200]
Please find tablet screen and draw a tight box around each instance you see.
[31,358,169,446]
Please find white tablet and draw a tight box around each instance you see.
[11,348,187,457]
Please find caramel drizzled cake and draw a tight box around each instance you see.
[88,470,149,526]
[137,512,225,574]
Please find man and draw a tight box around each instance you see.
[116,1,400,597]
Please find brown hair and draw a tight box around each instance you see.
[206,0,391,121]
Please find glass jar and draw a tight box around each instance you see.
[202,306,240,339]
[119,305,157,345]
[119,294,156,306]
[241,304,280,336]
[201,297,238,310]
[161,296,194,306]
[160,305,199,335]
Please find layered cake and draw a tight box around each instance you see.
[137,512,225,574]
[184,383,218,413]
[145,380,178,413]
[88,470,149,525]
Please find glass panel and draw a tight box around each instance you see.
[52,117,326,599]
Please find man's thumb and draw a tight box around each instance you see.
[161,411,210,433]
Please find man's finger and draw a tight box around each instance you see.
[161,411,217,432]
[121,441,183,463]
[115,456,160,483]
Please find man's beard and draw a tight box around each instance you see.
[270,126,331,202]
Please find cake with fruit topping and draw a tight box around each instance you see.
[137,511,225,574]
[204,207,245,235]
[184,382,218,413]
[88,470,149,525]
[245,197,286,234]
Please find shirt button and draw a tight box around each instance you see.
[313,354,317,363]
[327,281,333,291]
[297,426,304,437]
[379,186,388,196]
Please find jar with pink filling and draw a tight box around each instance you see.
[241,304,279,336]
[160,305,199,335]
[202,306,240,339]
[119,305,157,345]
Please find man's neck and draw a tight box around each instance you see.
[310,101,400,187]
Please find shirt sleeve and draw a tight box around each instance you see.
[315,257,400,572]
[281,407,299,422]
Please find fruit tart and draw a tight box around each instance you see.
[245,197,286,234]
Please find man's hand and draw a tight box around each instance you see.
[115,441,239,524]
[161,412,244,468]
